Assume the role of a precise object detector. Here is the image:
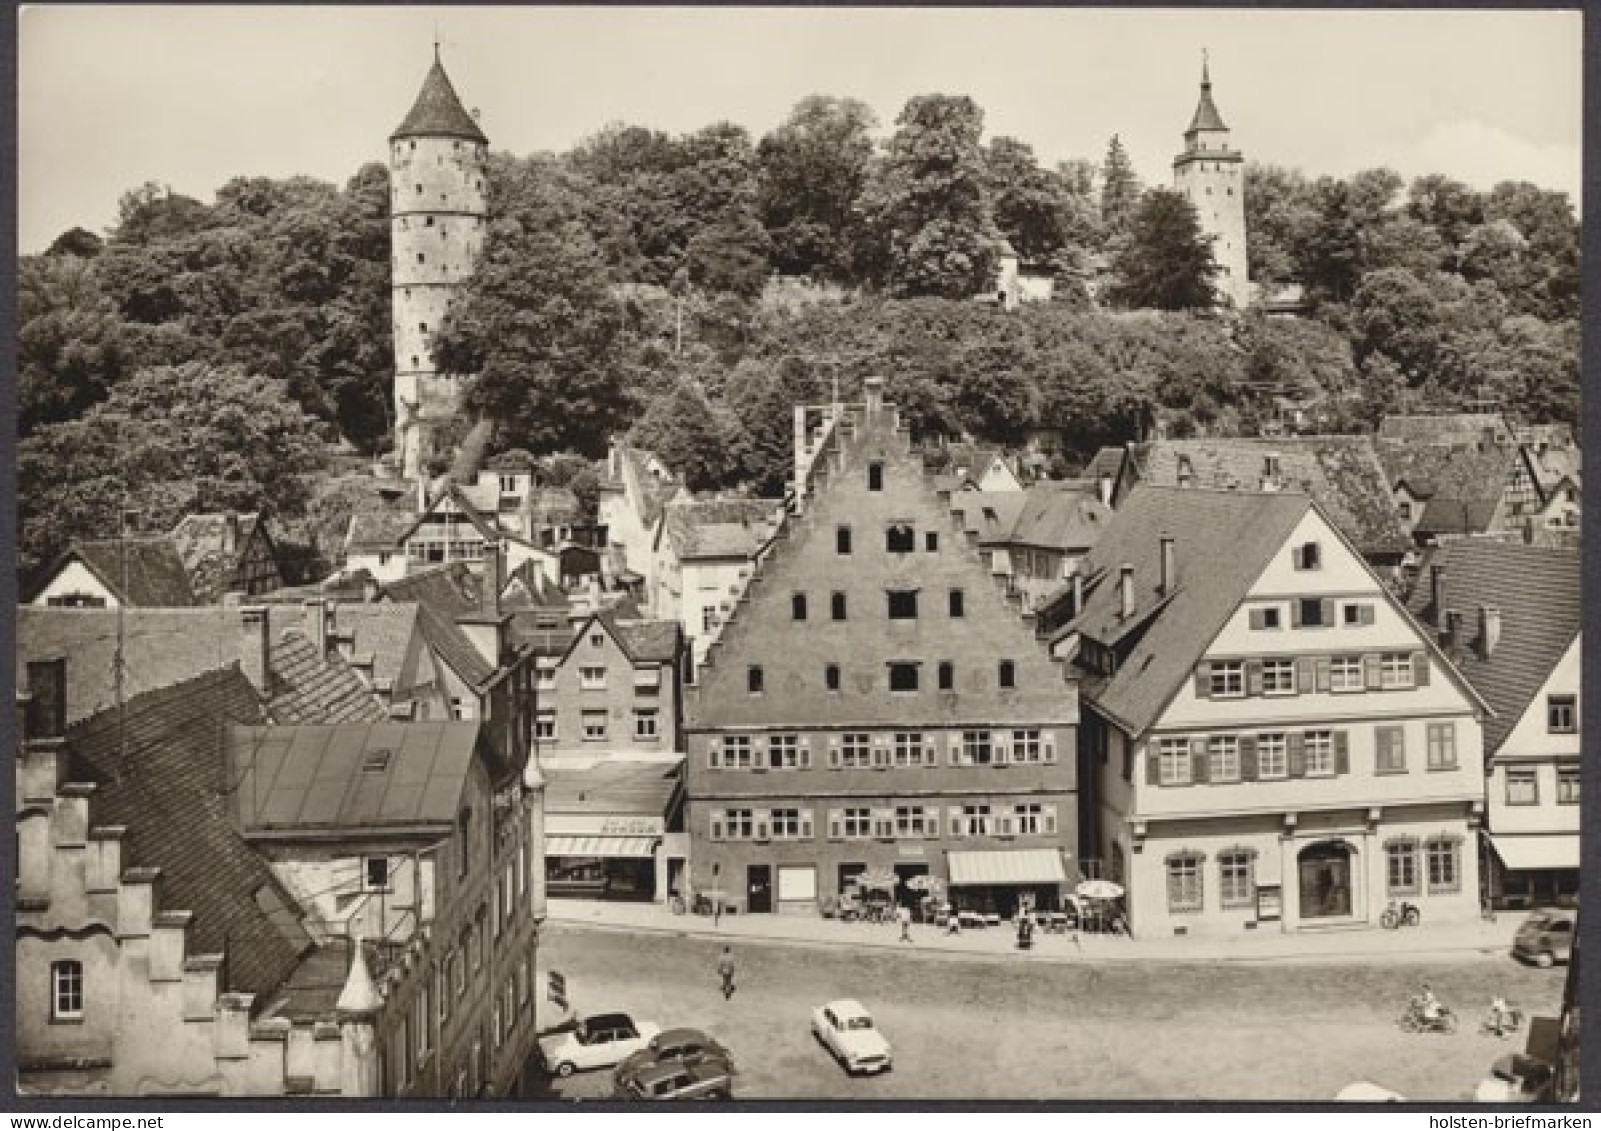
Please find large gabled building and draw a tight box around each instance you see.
[685,380,1080,918]
[1058,486,1489,938]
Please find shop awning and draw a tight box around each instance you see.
[1489,834,1578,872]
[948,849,1066,886]
[545,835,658,859]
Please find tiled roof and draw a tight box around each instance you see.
[1376,440,1514,504]
[949,491,1027,542]
[346,510,417,554]
[1187,77,1228,133]
[994,485,1112,552]
[66,668,314,1003]
[228,721,483,834]
[1068,487,1312,736]
[271,601,425,696]
[1414,498,1502,538]
[382,562,482,618]
[52,538,198,607]
[598,612,681,664]
[263,629,388,725]
[170,512,267,602]
[1128,436,1411,557]
[391,59,488,143]
[542,759,684,816]
[415,605,495,687]
[1379,413,1514,446]
[398,481,511,547]
[622,446,680,528]
[1081,447,1126,482]
[660,498,782,560]
[1528,446,1582,496]
[1405,540,1580,755]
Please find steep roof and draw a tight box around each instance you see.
[49,538,198,607]
[66,668,314,1003]
[996,485,1112,552]
[228,721,483,835]
[414,605,496,687]
[1413,498,1502,538]
[1379,412,1514,446]
[1377,440,1514,502]
[271,601,426,695]
[542,759,684,816]
[948,491,1027,543]
[1127,436,1411,557]
[391,58,488,143]
[346,510,418,554]
[1082,447,1126,483]
[1405,541,1580,756]
[1186,63,1228,133]
[1067,487,1313,736]
[590,609,681,664]
[382,561,482,618]
[262,629,388,725]
[397,480,511,546]
[170,512,272,602]
[660,498,782,560]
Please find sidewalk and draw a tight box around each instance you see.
[546,898,1528,966]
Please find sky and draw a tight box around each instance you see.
[18,5,1584,254]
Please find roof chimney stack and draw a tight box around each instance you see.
[1118,563,1136,620]
[238,606,271,694]
[864,376,884,417]
[1159,534,1176,596]
[1072,569,1085,618]
[1098,473,1114,507]
[1479,605,1502,659]
[1430,564,1448,634]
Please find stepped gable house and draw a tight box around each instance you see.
[685,379,1080,918]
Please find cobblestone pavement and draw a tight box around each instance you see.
[529,918,1565,1103]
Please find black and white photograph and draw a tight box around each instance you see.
[13,4,1585,1107]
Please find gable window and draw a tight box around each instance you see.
[937,662,954,691]
[1557,764,1580,804]
[579,666,606,690]
[633,709,658,740]
[825,664,841,691]
[948,589,965,617]
[1505,768,1538,806]
[888,663,919,692]
[535,712,556,741]
[887,590,918,619]
[1426,722,1457,770]
[747,666,764,694]
[535,662,556,691]
[1262,659,1296,695]
[885,524,915,554]
[1375,726,1406,773]
[1330,656,1364,693]
[1548,695,1577,734]
[589,632,604,648]
[51,960,84,1021]
[998,660,1016,689]
[1343,603,1374,626]
[1425,837,1460,894]
[1156,737,1191,785]
[1207,736,1240,782]
[1209,661,1244,698]
[831,592,848,621]
[1218,849,1256,908]
[925,531,939,552]
[836,526,852,555]
[701,607,719,634]
[1398,501,1412,520]
[1297,598,1329,627]
[791,593,808,621]
[1248,606,1281,630]
[868,462,884,491]
[1256,733,1287,779]
[364,857,392,892]
[1166,852,1204,913]
[581,711,607,741]
[1380,653,1415,689]
[1293,542,1322,571]
[1385,839,1420,895]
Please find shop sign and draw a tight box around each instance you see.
[546,813,665,836]
[1256,885,1282,922]
[600,815,664,836]
[897,845,925,858]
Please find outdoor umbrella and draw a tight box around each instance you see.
[904,875,944,894]
[856,869,899,893]
[1075,879,1124,901]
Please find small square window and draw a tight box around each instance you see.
[889,663,919,692]
[1298,598,1327,627]
[1294,542,1321,570]
[949,589,965,618]
[885,524,915,553]
[938,662,954,691]
[748,666,764,694]
[1548,695,1577,734]
[888,590,918,619]
[825,664,841,691]
[590,633,604,648]
[836,527,852,554]
[831,592,847,621]
[925,531,939,552]
[364,857,391,891]
[998,660,1016,688]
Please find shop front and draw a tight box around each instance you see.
[1487,833,1580,910]
[946,848,1069,920]
[541,759,685,903]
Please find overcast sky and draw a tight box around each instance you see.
[19,5,1583,253]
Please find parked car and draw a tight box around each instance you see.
[1474,1054,1555,1103]
[1514,910,1576,968]
[614,1027,733,1082]
[613,1057,734,1101]
[811,999,892,1075]
[1335,1080,1406,1102]
[538,1011,662,1077]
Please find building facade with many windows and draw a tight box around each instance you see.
[685,380,1079,917]
[1062,487,1488,938]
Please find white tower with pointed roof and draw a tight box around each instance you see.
[390,50,489,480]
[1172,55,1250,309]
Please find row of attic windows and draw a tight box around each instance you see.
[836,525,938,555]
[791,589,966,621]
[748,659,1017,694]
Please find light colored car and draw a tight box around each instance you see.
[1513,910,1576,968]
[1335,1080,1406,1102]
[1474,1054,1555,1103]
[539,1011,662,1077]
[811,998,892,1075]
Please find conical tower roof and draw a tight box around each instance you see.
[1186,58,1228,134]
[392,56,488,144]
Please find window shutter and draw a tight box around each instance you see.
[708,739,721,769]
[1248,608,1265,630]
[1042,735,1056,764]
[1146,745,1162,786]
[1363,654,1382,690]
[710,812,725,841]
[1287,733,1306,778]
[1245,660,1264,696]
[1296,657,1315,693]
[800,810,814,839]
[798,741,812,769]
[1413,652,1431,686]
[828,738,841,770]
[996,812,1014,838]
[948,806,964,837]
[1240,735,1258,781]
[1320,598,1336,625]
[1360,604,1376,626]
[827,810,842,840]
[1290,601,1304,628]
[1314,658,1332,693]
[1194,663,1211,698]
[872,738,889,770]
[1334,731,1350,775]
[1190,737,1210,784]
[755,810,771,841]
[1043,805,1057,836]
[948,736,962,766]
[995,740,1011,766]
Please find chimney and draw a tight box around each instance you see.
[238,606,271,693]
[1479,605,1502,659]
[1446,610,1463,646]
[1071,569,1085,618]
[1098,473,1114,507]
[481,540,503,618]
[1118,563,1135,620]
[864,376,884,417]
[1159,535,1176,596]
[222,512,239,556]
[1430,564,1448,633]
[361,575,379,604]
[793,404,809,509]
[304,599,330,658]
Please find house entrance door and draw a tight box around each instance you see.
[746,865,772,913]
[1298,841,1353,920]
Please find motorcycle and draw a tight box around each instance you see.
[1399,996,1457,1034]
[1380,899,1421,930]
[1480,1002,1525,1038]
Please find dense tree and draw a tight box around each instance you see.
[1242,163,1316,292]
[756,95,879,282]
[1107,189,1218,311]
[629,375,746,491]
[1099,135,1141,239]
[46,227,105,258]
[984,137,1085,266]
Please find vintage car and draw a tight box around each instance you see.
[538,1011,662,1077]
[1513,910,1576,968]
[614,1027,733,1082]
[613,1057,734,1101]
[810,998,892,1075]
[1474,1054,1555,1103]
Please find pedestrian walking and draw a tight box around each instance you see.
[716,945,736,1000]
[897,904,913,943]
[713,896,722,927]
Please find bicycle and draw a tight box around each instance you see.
[1380,898,1421,930]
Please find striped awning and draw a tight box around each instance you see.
[1490,834,1578,872]
[545,835,658,859]
[948,849,1067,886]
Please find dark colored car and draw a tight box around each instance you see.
[613,1058,733,1101]
[1513,910,1576,968]
[1474,1054,1555,1103]
[614,1027,733,1083]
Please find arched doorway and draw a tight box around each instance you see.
[1298,841,1354,920]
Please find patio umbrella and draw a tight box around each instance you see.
[856,869,899,893]
[904,875,944,894]
[1075,879,1125,901]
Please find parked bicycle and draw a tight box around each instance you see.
[1380,898,1421,930]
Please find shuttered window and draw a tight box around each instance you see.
[1155,737,1192,786]
[1256,733,1288,779]
[1426,723,1457,771]
[1375,726,1407,773]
